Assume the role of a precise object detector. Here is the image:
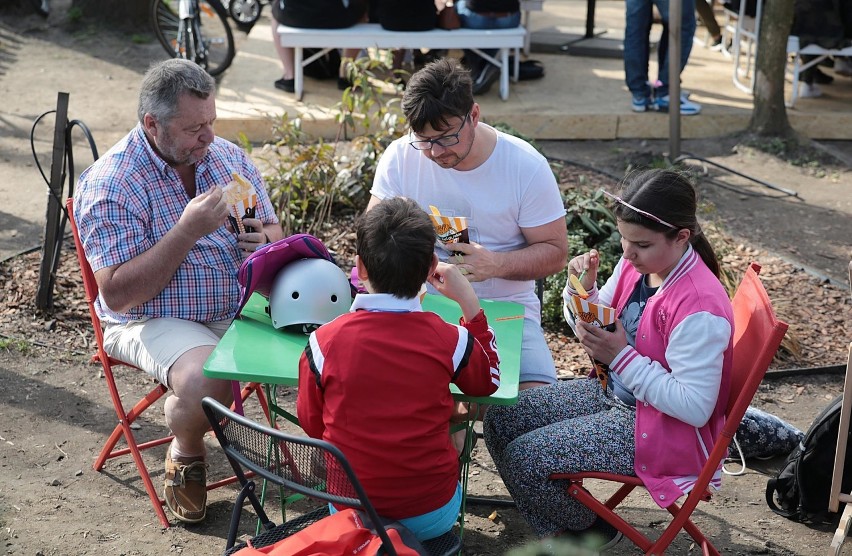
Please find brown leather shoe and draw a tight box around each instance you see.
[164,452,208,523]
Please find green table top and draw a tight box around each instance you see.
[204,292,523,405]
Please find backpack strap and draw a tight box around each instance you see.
[766,476,803,519]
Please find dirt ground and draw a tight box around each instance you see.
[1,2,852,555]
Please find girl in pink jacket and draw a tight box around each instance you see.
[483,169,734,548]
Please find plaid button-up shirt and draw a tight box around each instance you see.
[74,124,278,324]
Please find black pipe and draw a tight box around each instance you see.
[466,495,516,507]
[764,364,846,378]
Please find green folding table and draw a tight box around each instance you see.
[204,291,523,534]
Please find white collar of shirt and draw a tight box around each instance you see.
[349,293,422,313]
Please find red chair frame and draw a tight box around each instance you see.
[67,198,271,527]
[550,262,789,555]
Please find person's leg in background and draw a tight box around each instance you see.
[270,24,296,92]
[799,55,825,98]
[338,48,364,90]
[652,0,702,114]
[695,0,722,47]
[456,0,521,95]
[835,56,852,77]
[624,0,655,111]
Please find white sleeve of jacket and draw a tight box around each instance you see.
[611,311,732,427]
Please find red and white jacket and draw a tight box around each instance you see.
[297,293,500,519]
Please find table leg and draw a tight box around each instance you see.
[499,48,509,100]
[261,383,310,525]
[295,47,304,101]
[450,415,484,538]
[831,501,852,555]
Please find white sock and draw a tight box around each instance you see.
[170,442,205,461]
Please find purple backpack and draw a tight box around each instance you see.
[235,233,336,316]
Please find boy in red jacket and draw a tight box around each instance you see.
[297,197,500,541]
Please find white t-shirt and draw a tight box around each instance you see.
[371,125,566,323]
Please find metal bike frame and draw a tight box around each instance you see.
[177,0,207,67]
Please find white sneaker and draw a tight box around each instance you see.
[799,82,823,98]
[834,57,852,77]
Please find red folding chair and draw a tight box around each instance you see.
[550,262,789,555]
[66,197,271,528]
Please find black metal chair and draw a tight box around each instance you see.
[202,397,462,556]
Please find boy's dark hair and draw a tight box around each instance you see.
[402,57,474,134]
[616,169,721,278]
[356,197,435,298]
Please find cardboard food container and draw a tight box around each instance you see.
[565,294,617,390]
[223,173,257,234]
[428,205,469,245]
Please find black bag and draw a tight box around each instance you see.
[302,48,342,80]
[766,394,852,522]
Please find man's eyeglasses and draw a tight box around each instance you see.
[408,111,471,151]
[600,189,677,229]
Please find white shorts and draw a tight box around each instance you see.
[520,317,557,385]
[102,318,231,389]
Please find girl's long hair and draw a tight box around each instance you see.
[615,169,720,278]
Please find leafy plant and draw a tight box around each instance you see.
[489,121,563,180]
[256,56,405,236]
[68,6,84,22]
[541,188,621,331]
[0,337,33,355]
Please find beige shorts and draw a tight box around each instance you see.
[102,318,231,389]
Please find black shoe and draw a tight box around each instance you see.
[813,68,834,85]
[274,78,294,93]
[557,517,623,552]
[472,64,500,95]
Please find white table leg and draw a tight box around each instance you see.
[295,47,304,101]
[499,48,509,100]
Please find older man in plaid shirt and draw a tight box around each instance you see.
[74,59,283,524]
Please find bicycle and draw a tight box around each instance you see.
[151,0,236,77]
[222,0,270,33]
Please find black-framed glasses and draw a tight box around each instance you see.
[600,189,677,229]
[408,111,471,151]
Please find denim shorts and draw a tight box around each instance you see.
[330,482,461,542]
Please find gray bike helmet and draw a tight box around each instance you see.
[268,258,352,333]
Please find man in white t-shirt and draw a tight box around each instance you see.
[369,57,568,389]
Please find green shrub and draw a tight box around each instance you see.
[257,56,404,236]
[541,188,621,332]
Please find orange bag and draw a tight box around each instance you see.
[233,508,421,556]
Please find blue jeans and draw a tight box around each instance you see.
[329,482,461,542]
[623,0,696,98]
[457,0,521,71]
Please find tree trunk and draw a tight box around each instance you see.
[747,0,796,137]
[71,0,149,29]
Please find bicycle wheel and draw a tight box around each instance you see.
[151,0,235,77]
[227,0,262,27]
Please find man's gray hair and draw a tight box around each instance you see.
[137,59,216,124]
